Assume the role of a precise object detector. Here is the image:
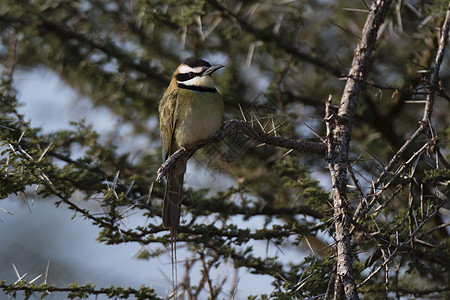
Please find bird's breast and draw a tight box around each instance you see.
[175,90,224,146]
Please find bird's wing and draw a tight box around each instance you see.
[159,89,179,161]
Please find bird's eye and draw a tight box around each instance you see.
[188,72,194,77]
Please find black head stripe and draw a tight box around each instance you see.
[178,83,217,93]
[182,57,211,68]
[176,72,201,82]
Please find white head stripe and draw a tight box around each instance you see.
[178,65,205,74]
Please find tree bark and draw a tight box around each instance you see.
[326,1,393,299]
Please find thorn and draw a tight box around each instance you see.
[29,274,42,284]
[44,259,50,284]
[238,103,247,122]
[38,142,53,162]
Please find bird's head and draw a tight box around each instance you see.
[173,57,224,90]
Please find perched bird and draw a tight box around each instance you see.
[159,57,224,230]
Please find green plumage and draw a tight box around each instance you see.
[159,84,223,229]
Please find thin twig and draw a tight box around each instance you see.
[357,201,443,288]
[353,3,450,223]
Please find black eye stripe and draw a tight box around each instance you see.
[176,72,202,82]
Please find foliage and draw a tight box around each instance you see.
[0,280,160,299]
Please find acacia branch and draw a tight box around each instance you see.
[206,0,342,76]
[357,201,443,289]
[353,3,450,223]
[156,119,326,182]
[0,282,159,299]
[7,141,113,228]
[327,1,393,299]
[39,19,167,84]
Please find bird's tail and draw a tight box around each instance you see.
[162,158,187,229]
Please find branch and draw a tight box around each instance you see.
[0,7,168,84]
[39,19,168,84]
[7,141,111,226]
[0,281,159,299]
[156,119,326,182]
[353,3,450,223]
[3,28,17,85]
[327,1,393,299]
[357,202,443,289]
[206,0,342,76]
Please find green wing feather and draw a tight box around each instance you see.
[159,89,179,161]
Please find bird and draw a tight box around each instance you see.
[158,57,224,231]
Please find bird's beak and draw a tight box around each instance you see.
[203,65,225,76]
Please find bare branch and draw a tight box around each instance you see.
[327,1,393,299]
